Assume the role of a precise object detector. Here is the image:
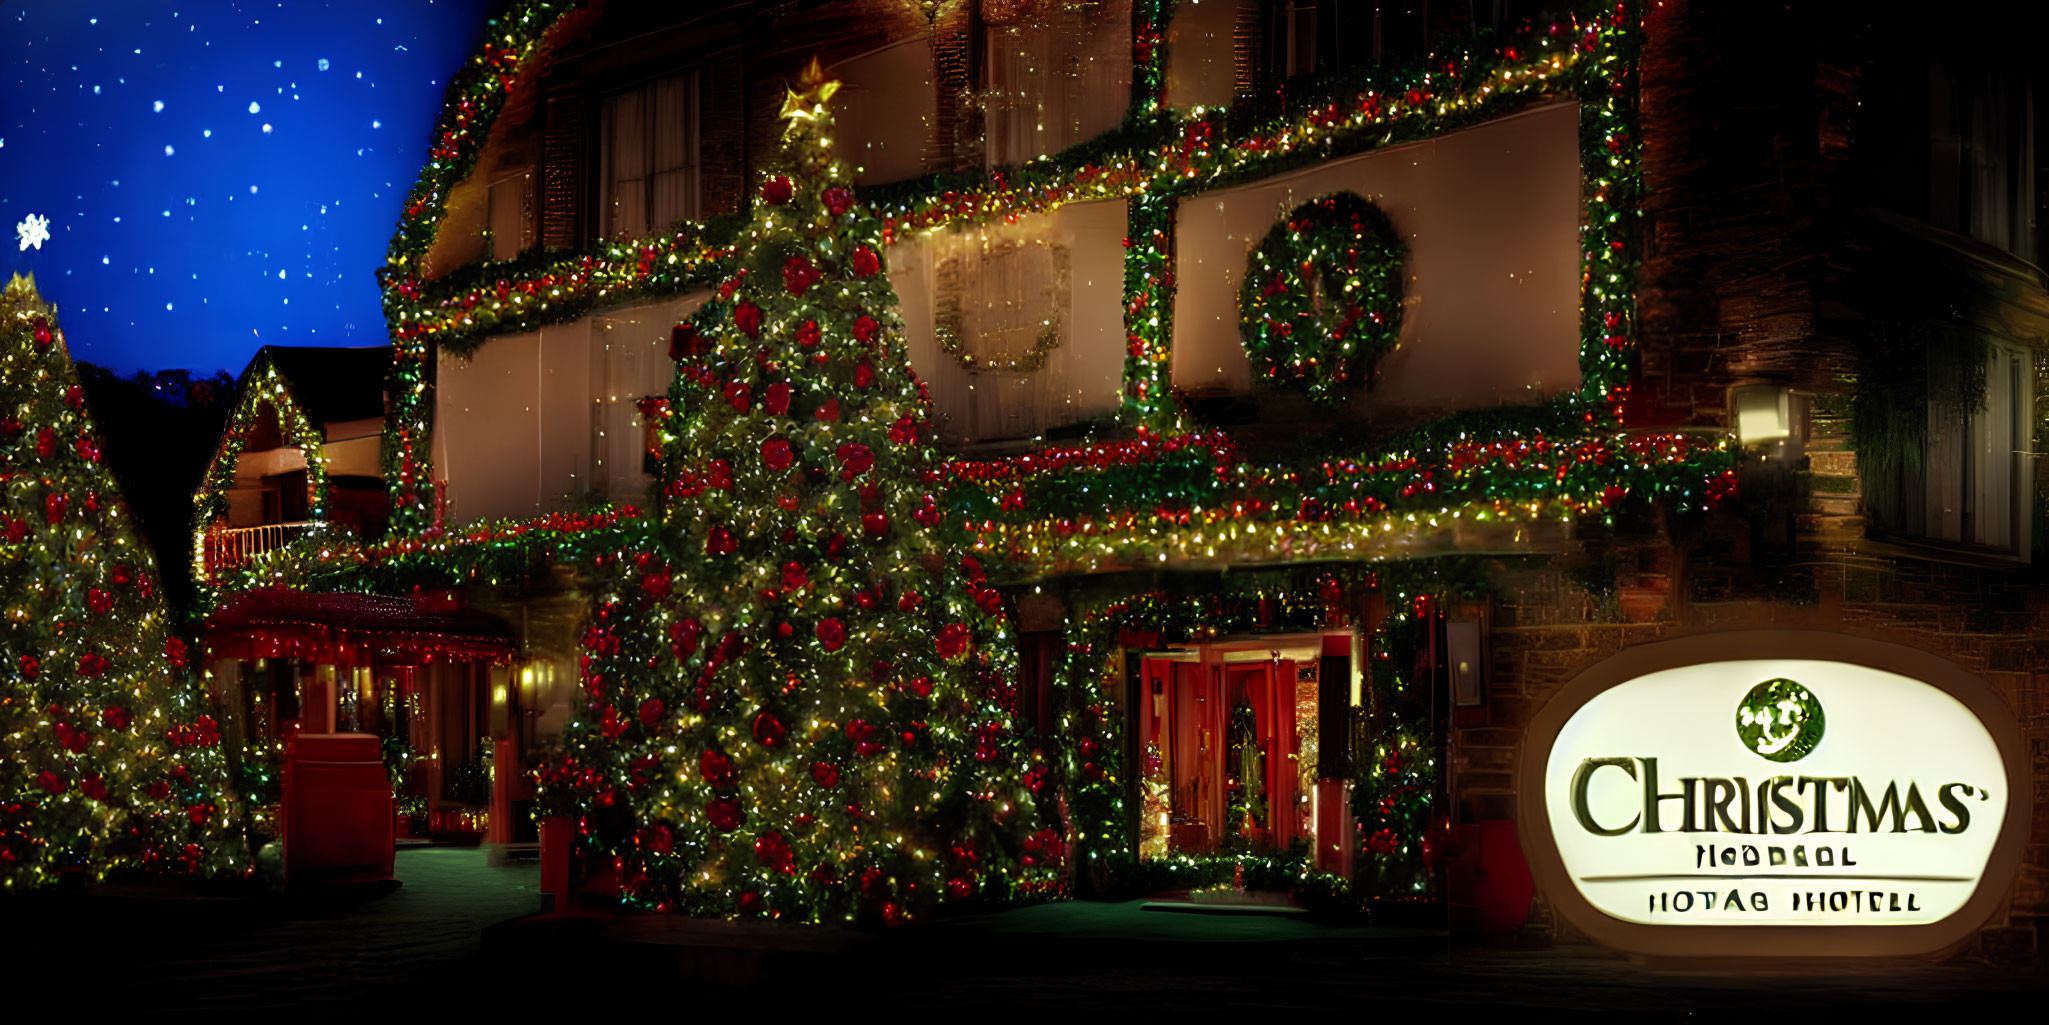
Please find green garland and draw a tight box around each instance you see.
[191,354,334,593]
[1239,192,1406,402]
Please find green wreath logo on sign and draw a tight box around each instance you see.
[1735,678,1825,763]
[1238,192,1406,403]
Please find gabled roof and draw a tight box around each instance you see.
[244,345,391,425]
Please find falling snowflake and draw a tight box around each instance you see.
[16,213,51,252]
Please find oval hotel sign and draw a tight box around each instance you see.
[1519,632,2028,957]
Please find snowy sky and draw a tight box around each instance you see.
[1,0,491,374]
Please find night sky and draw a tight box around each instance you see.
[2,0,493,375]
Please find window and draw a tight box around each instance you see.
[1279,0,1320,78]
[485,174,528,261]
[1925,341,2033,556]
[599,73,699,239]
[1929,65,2037,263]
[978,2,1130,167]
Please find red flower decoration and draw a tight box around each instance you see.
[18,655,38,679]
[835,442,874,480]
[85,588,113,615]
[761,175,794,206]
[669,323,705,362]
[861,512,888,537]
[822,187,854,216]
[80,776,108,803]
[754,830,794,873]
[707,459,734,490]
[852,315,879,343]
[699,748,737,787]
[780,561,808,591]
[812,761,840,788]
[854,362,875,390]
[723,381,752,413]
[814,399,839,423]
[163,636,189,669]
[845,719,885,758]
[706,525,739,557]
[733,301,763,338]
[762,436,794,472]
[795,320,820,348]
[669,618,703,656]
[35,771,64,794]
[906,675,932,698]
[44,494,65,524]
[76,652,108,677]
[102,706,129,731]
[935,623,972,661]
[849,245,880,278]
[707,798,744,832]
[35,428,54,458]
[641,571,672,599]
[637,698,664,729]
[816,618,847,652]
[783,255,821,295]
[764,381,792,417]
[752,711,787,748]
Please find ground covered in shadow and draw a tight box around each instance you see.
[3,847,2042,1014]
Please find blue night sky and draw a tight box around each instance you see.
[1,0,493,375]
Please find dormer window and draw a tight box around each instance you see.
[600,72,700,240]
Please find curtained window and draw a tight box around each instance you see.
[978,1,1130,167]
[600,72,699,240]
[1925,340,2033,557]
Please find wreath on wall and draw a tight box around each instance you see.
[1239,192,1406,403]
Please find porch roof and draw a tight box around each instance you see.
[204,588,516,666]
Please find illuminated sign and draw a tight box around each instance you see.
[1519,632,2028,957]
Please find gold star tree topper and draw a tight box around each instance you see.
[779,56,842,121]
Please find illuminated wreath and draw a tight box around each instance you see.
[1238,192,1406,403]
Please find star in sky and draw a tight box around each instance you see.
[1,1,491,373]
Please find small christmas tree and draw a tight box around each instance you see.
[0,275,243,888]
[552,62,1058,922]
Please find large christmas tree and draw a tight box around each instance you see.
[0,275,243,888]
[552,63,1059,922]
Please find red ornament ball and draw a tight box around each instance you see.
[699,748,737,787]
[707,798,744,832]
[752,711,787,748]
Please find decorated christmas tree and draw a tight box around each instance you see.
[549,62,1059,922]
[0,275,244,888]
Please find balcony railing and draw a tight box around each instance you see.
[203,520,315,580]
